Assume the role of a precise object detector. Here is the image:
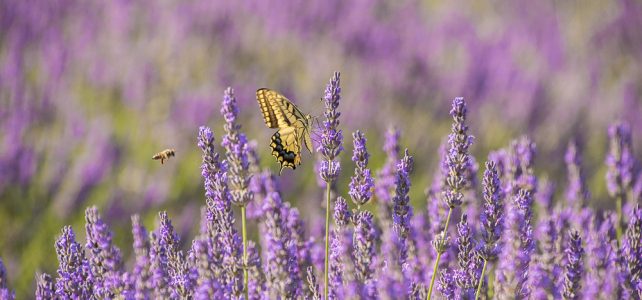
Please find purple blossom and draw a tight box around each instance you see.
[329,197,351,299]
[443,97,474,208]
[221,87,253,207]
[530,215,562,299]
[620,205,642,297]
[606,122,636,199]
[376,126,401,203]
[565,140,590,210]
[349,130,374,207]
[0,259,14,300]
[584,214,618,298]
[353,210,378,299]
[35,273,54,300]
[437,269,456,299]
[262,192,301,298]
[455,214,478,299]
[54,226,91,298]
[392,149,414,267]
[562,230,584,299]
[479,160,505,262]
[84,206,124,297]
[131,214,152,298]
[247,241,267,300]
[318,72,343,182]
[306,266,321,300]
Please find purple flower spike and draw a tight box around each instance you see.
[621,205,642,297]
[606,122,636,198]
[392,149,414,267]
[479,160,504,262]
[353,211,378,298]
[306,266,321,300]
[562,230,584,300]
[85,206,124,298]
[349,130,375,207]
[437,269,456,299]
[55,226,91,298]
[263,192,302,298]
[443,97,474,208]
[0,258,14,299]
[565,140,589,210]
[131,214,152,298]
[455,214,478,298]
[318,72,343,183]
[35,273,54,300]
[221,87,253,207]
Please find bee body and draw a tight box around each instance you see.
[152,149,175,164]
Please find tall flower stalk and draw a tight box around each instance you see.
[318,72,343,299]
[220,87,253,299]
[476,160,504,299]
[606,122,636,241]
[428,97,474,299]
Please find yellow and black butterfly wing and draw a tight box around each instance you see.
[256,88,299,129]
[270,126,302,174]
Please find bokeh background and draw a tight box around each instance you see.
[1,0,641,297]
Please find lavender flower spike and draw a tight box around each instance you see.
[443,97,474,208]
[55,226,91,298]
[455,214,478,299]
[621,205,642,297]
[221,87,253,207]
[349,130,375,207]
[479,160,504,262]
[565,140,589,210]
[318,71,343,182]
[606,122,636,239]
[35,273,54,300]
[85,206,124,298]
[393,149,414,268]
[562,230,584,300]
[0,258,14,300]
[353,211,378,299]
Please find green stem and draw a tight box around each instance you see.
[427,207,454,300]
[241,205,249,300]
[324,183,332,300]
[475,259,488,300]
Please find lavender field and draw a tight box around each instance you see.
[1,0,642,299]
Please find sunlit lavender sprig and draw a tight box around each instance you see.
[318,71,343,182]
[562,230,584,300]
[392,149,414,268]
[437,269,456,299]
[353,210,378,299]
[606,122,636,239]
[349,130,374,208]
[263,192,302,298]
[479,160,504,262]
[35,273,54,300]
[0,258,14,300]
[620,205,642,297]
[220,87,254,299]
[565,140,589,210]
[221,87,253,207]
[329,197,351,299]
[318,71,343,300]
[85,206,124,298]
[131,214,152,298]
[429,97,473,299]
[455,214,478,299]
[55,226,91,298]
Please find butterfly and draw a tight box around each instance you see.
[256,88,313,174]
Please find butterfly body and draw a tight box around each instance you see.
[256,88,313,174]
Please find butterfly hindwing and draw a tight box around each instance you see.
[270,127,301,174]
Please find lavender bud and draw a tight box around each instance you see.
[562,230,584,300]
[306,267,321,300]
[443,97,474,208]
[35,273,54,300]
[221,87,253,207]
[349,130,375,207]
[479,160,504,262]
[565,140,589,210]
[318,72,343,183]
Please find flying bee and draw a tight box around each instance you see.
[152,149,175,164]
